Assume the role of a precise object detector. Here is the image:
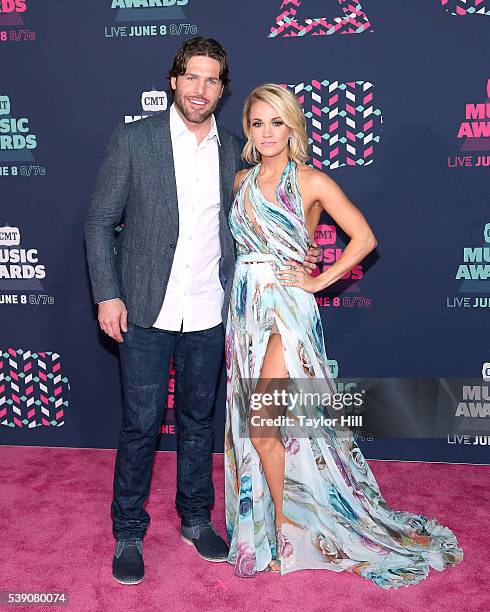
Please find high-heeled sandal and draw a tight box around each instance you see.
[268,526,283,573]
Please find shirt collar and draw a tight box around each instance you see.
[170,103,221,146]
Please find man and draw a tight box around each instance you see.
[85,36,319,585]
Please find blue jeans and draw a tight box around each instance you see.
[111,321,224,540]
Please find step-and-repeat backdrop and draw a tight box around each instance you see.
[1,1,489,463]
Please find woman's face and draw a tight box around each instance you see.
[249,100,291,160]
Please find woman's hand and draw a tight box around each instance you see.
[275,261,322,293]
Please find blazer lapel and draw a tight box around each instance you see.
[217,128,235,213]
[150,112,179,230]
[150,116,235,230]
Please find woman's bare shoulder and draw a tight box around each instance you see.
[235,168,250,182]
[233,167,251,193]
[296,163,336,196]
[297,163,333,185]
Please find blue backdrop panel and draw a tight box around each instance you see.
[0,0,489,463]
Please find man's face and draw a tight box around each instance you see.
[171,55,224,124]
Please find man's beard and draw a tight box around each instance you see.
[173,89,217,124]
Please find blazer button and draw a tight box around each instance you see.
[169,243,175,248]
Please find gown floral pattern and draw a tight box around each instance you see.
[223,159,463,588]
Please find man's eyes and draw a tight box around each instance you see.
[185,75,218,85]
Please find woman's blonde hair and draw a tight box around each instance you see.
[242,83,309,165]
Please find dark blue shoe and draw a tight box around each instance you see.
[181,521,229,562]
[112,538,144,585]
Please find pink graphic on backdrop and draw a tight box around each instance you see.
[0,12,24,26]
[314,224,336,246]
[459,78,490,152]
[162,360,175,435]
[283,80,382,169]
[441,0,490,16]
[268,0,373,37]
[313,224,364,296]
[0,349,70,428]
[0,0,27,26]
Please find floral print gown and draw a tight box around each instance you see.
[224,160,463,588]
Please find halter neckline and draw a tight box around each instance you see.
[230,156,310,262]
[251,159,294,207]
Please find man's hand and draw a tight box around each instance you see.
[98,298,128,343]
[303,240,322,275]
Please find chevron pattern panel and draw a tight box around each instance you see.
[441,0,490,15]
[268,0,373,37]
[284,80,382,169]
[0,348,70,428]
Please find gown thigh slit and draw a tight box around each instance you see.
[224,159,463,588]
[248,325,288,448]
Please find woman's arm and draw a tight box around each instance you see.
[233,168,249,198]
[278,169,377,292]
[310,171,377,291]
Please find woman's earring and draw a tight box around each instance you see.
[252,142,258,161]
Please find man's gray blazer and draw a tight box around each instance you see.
[85,110,245,328]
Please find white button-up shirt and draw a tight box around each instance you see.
[152,103,223,332]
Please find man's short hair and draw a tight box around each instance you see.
[168,36,230,88]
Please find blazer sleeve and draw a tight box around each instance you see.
[234,135,249,170]
[84,122,130,304]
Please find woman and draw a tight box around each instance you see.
[224,84,463,588]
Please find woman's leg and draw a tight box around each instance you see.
[248,325,289,569]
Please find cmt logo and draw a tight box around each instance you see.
[0,96,10,114]
[441,0,490,16]
[0,225,20,246]
[283,80,382,169]
[111,0,189,22]
[268,0,373,37]
[328,358,339,379]
[482,362,490,381]
[125,88,168,123]
[141,90,167,112]
[314,224,335,246]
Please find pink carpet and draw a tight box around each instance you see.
[1,446,488,612]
